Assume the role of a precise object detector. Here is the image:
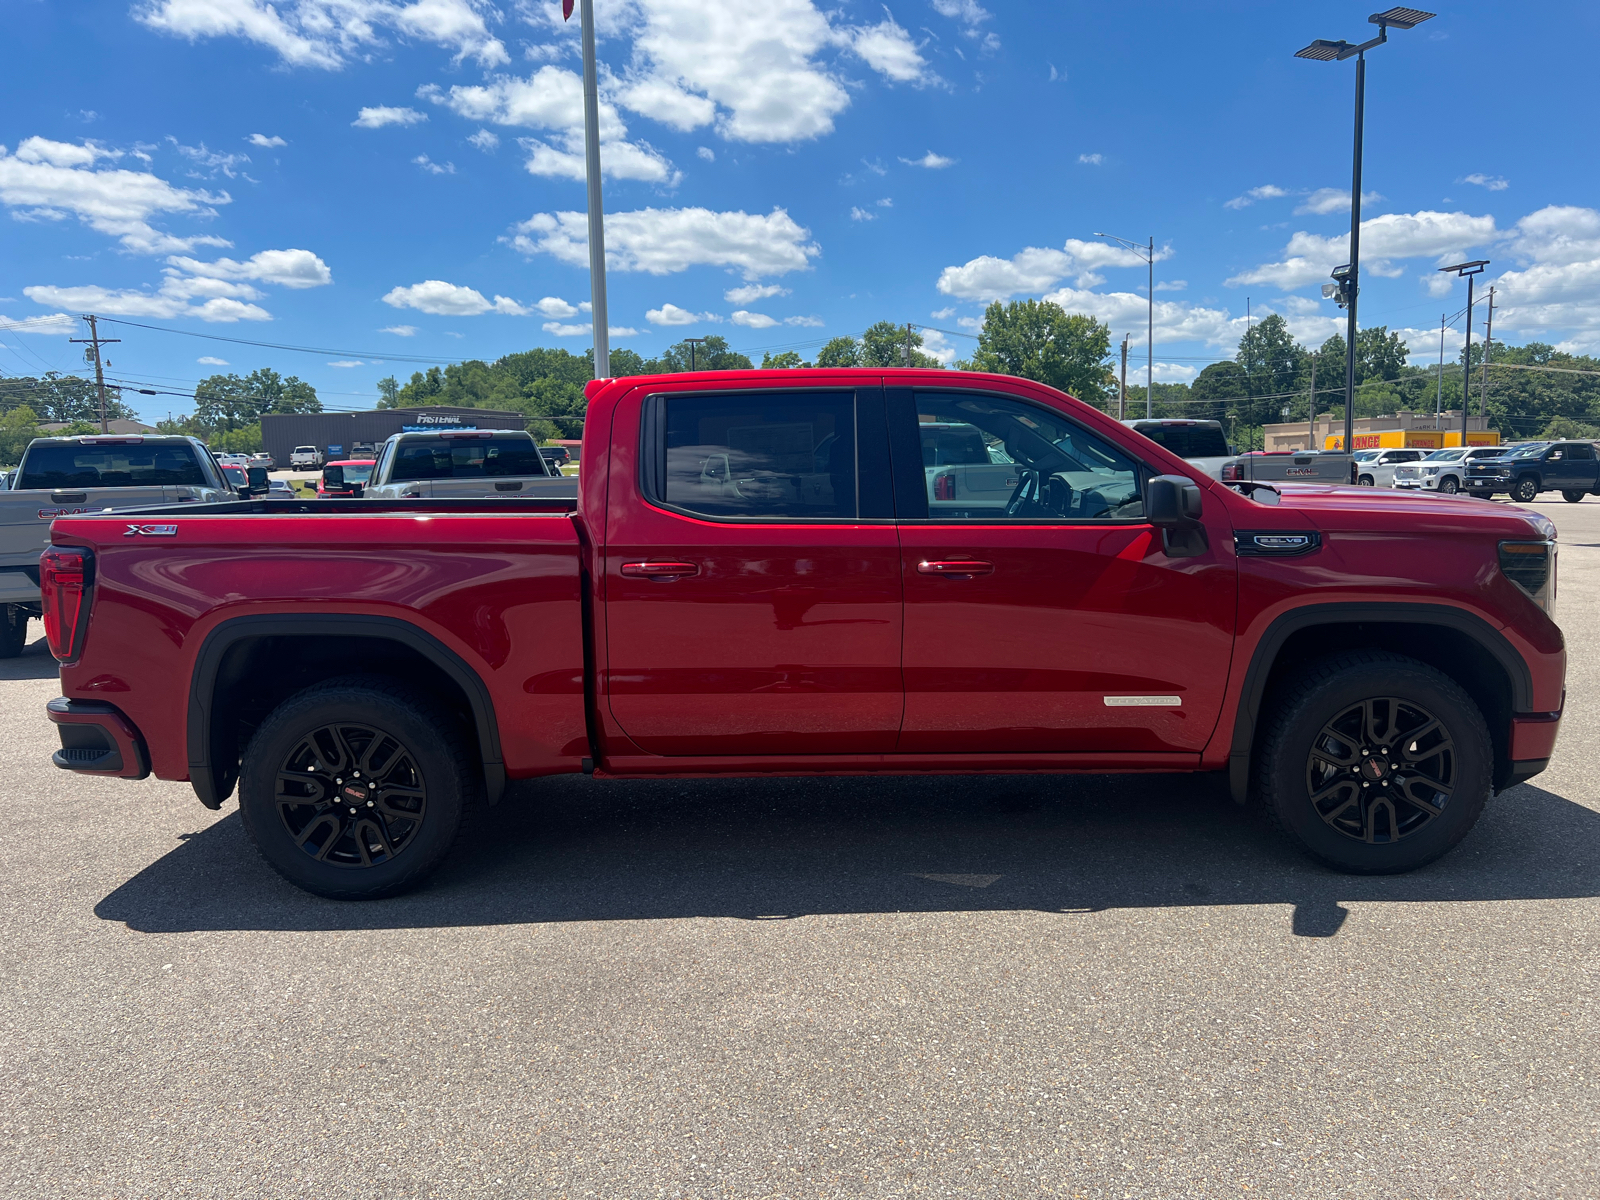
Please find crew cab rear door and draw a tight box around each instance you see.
[887,386,1237,756]
[603,381,903,756]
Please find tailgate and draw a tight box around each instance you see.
[0,486,182,571]
[404,477,579,499]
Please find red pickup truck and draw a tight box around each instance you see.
[41,369,1565,899]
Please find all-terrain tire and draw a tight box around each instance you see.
[238,677,478,899]
[1256,650,1492,875]
[1512,476,1540,503]
[1563,490,1586,504]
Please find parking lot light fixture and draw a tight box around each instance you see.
[1439,260,1491,447]
[1296,7,1434,453]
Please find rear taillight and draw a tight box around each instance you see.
[41,545,93,662]
[1221,461,1242,481]
[933,473,956,500]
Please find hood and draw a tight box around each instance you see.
[1259,482,1555,538]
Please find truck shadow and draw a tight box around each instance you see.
[0,629,61,683]
[96,772,1600,938]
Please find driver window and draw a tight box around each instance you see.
[910,391,1143,522]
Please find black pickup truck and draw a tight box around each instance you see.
[1464,440,1600,503]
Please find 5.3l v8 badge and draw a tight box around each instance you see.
[124,524,178,538]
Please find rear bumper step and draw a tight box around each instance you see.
[46,697,150,779]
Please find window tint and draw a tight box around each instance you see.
[1129,422,1230,459]
[911,392,1143,521]
[1565,442,1594,460]
[389,436,544,482]
[19,442,207,490]
[660,391,856,519]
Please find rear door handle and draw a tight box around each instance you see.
[621,561,700,581]
[917,559,994,578]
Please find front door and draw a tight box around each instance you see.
[603,383,903,757]
[888,387,1237,756]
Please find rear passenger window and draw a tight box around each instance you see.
[656,391,857,519]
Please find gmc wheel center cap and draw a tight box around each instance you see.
[1360,756,1389,781]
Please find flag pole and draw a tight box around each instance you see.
[573,0,610,378]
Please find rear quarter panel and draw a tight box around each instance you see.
[53,510,588,780]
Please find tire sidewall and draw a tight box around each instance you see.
[1514,477,1539,503]
[1438,476,1459,494]
[239,686,468,899]
[1262,660,1491,873]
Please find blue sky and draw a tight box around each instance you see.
[3,0,1598,422]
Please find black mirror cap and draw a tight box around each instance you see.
[322,465,345,488]
[1147,474,1202,527]
[246,466,268,488]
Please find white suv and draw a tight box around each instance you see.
[1392,445,1507,495]
[1352,448,1424,487]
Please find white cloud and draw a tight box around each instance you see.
[784,315,823,327]
[900,150,954,168]
[850,206,875,221]
[725,283,789,304]
[246,134,286,148]
[1224,184,1287,210]
[1154,280,1187,292]
[0,313,76,335]
[197,355,230,364]
[1077,153,1103,166]
[929,306,954,320]
[1150,363,1199,384]
[1038,284,1244,350]
[840,11,934,85]
[327,359,364,367]
[137,0,509,69]
[533,295,589,318]
[381,324,418,336]
[511,206,819,280]
[918,327,958,365]
[0,138,231,254]
[1485,206,1600,351]
[354,106,428,128]
[413,154,455,174]
[172,140,251,178]
[467,128,499,151]
[731,310,778,328]
[1294,187,1382,216]
[1462,173,1509,192]
[936,237,1169,302]
[696,146,715,162]
[647,303,719,325]
[382,280,533,316]
[1226,210,1498,289]
[167,248,332,288]
[23,283,269,322]
[1504,205,1600,265]
[932,0,991,23]
[542,321,640,338]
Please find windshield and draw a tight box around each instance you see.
[1130,422,1230,459]
[1423,448,1464,461]
[1508,443,1550,458]
[389,436,544,482]
[327,463,374,484]
[19,442,208,490]
[1351,450,1379,461]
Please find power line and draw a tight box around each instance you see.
[91,317,462,365]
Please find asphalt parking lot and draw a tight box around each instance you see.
[2,499,1597,1199]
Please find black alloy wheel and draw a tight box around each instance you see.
[1256,651,1492,874]
[1563,490,1586,504]
[239,679,475,899]
[1437,476,1459,494]
[1513,476,1540,503]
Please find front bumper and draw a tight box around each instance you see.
[1501,711,1563,790]
[46,697,150,778]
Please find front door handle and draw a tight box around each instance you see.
[621,560,700,581]
[917,559,995,579]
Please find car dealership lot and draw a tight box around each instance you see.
[2,500,1597,1199]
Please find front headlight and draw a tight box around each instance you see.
[1499,540,1557,616]
[1422,466,1441,475]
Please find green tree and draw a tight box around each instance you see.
[1356,326,1409,382]
[1188,361,1250,425]
[761,350,807,369]
[1235,313,1305,425]
[814,336,861,367]
[376,376,400,408]
[607,348,653,377]
[0,405,42,465]
[642,335,754,373]
[861,321,941,368]
[193,369,320,434]
[0,372,135,423]
[960,300,1113,407]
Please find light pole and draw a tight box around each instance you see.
[1439,260,1490,447]
[566,0,610,378]
[1298,6,1434,453]
[1094,233,1155,417]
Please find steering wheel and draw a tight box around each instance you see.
[1003,469,1073,518]
[1003,469,1037,517]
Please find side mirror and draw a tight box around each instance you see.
[349,483,364,498]
[241,465,269,497]
[322,465,345,489]
[1146,474,1206,558]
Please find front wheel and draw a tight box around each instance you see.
[1563,490,1586,504]
[1256,651,1492,874]
[238,679,476,899]
[1437,476,1459,495]
[1358,475,1375,487]
[1512,476,1540,503]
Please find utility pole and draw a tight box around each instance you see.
[682,337,706,371]
[70,313,119,433]
[904,323,913,366]
[570,0,609,378]
[1118,334,1129,421]
[1435,313,1446,428]
[1146,235,1153,418]
[1308,351,1317,451]
[1480,286,1495,418]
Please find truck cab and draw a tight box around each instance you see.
[363,429,571,499]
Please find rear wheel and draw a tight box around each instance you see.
[1512,476,1540,503]
[1256,651,1491,874]
[1563,490,1586,504]
[238,679,476,899]
[0,605,27,658]
[1437,476,1459,494]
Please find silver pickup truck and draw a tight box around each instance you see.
[0,434,247,654]
[362,429,578,500]
[1221,449,1357,486]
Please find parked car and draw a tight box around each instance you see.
[363,430,574,500]
[1350,448,1425,487]
[317,459,376,497]
[1464,440,1600,502]
[1222,449,1357,485]
[289,445,323,469]
[539,446,571,470]
[249,452,275,470]
[351,441,377,458]
[266,477,294,497]
[1122,419,1235,480]
[1392,445,1510,494]
[0,435,246,655]
[42,368,1564,900]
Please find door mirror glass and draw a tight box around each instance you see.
[322,465,345,488]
